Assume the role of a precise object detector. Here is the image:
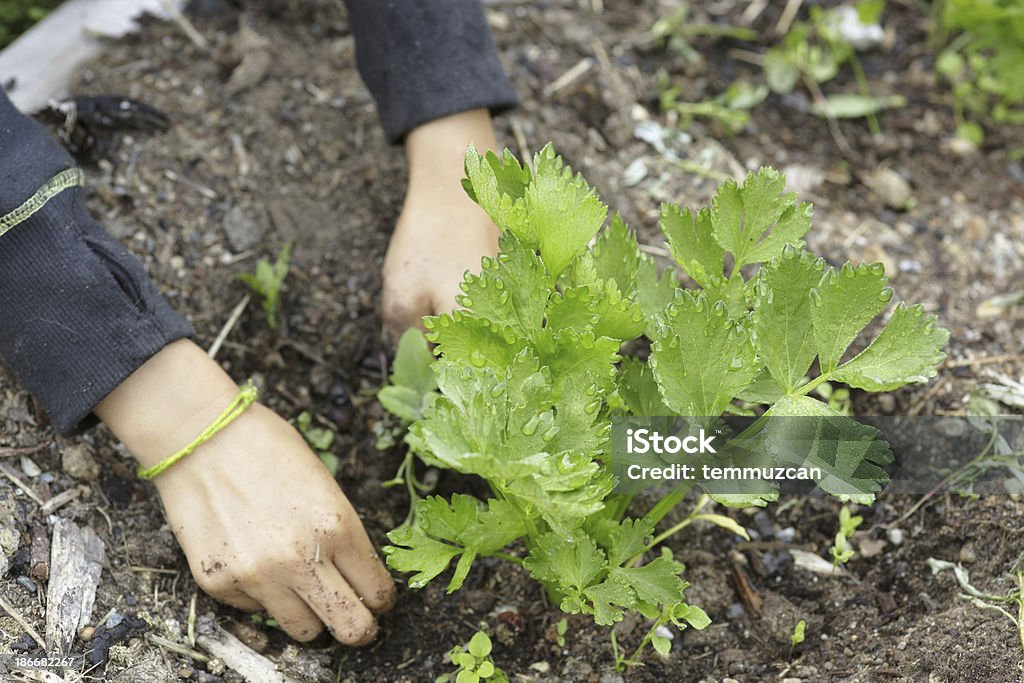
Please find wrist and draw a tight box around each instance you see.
[94,340,241,469]
[405,108,498,198]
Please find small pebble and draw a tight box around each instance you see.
[887,528,904,546]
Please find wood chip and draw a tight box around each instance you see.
[45,519,105,656]
[196,615,301,683]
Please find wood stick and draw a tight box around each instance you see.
[208,295,251,359]
[0,462,45,506]
[0,593,46,648]
[196,615,301,683]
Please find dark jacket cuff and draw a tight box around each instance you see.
[0,187,193,435]
[344,0,518,142]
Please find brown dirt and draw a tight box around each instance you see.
[2,0,1023,681]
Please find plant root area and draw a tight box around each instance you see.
[1,0,1023,681]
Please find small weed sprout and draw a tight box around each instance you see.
[790,619,807,653]
[296,411,339,476]
[831,505,863,566]
[928,558,1024,658]
[436,630,508,683]
[238,242,294,329]
[555,618,568,648]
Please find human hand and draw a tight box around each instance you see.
[95,340,395,645]
[381,108,500,343]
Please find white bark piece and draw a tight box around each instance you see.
[0,0,186,113]
[195,615,301,683]
[44,519,105,656]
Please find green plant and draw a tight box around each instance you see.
[379,144,948,668]
[790,619,807,652]
[238,242,294,329]
[928,557,1024,657]
[436,630,508,683]
[934,0,1024,143]
[296,411,339,476]
[658,72,768,134]
[554,617,568,648]
[0,0,63,48]
[652,2,757,64]
[765,1,902,133]
[830,505,863,565]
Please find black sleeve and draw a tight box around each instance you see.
[0,89,193,435]
[342,0,518,142]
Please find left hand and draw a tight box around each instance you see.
[380,108,501,343]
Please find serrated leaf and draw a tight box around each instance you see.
[526,144,608,278]
[660,204,724,287]
[618,358,671,416]
[537,328,621,396]
[650,292,759,416]
[546,287,600,331]
[833,303,950,391]
[459,232,548,337]
[635,256,678,338]
[463,498,529,553]
[426,311,523,371]
[811,262,892,373]
[463,145,533,242]
[384,525,462,588]
[591,214,645,293]
[608,553,686,610]
[524,531,607,596]
[604,517,655,567]
[752,249,826,391]
[711,168,811,268]
[583,578,635,625]
[765,395,893,503]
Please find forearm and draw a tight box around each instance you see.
[0,89,192,435]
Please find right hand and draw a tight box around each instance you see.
[95,340,396,644]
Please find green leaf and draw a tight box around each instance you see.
[791,619,807,647]
[812,94,906,119]
[765,395,893,503]
[390,329,436,394]
[650,292,759,416]
[591,214,644,293]
[546,287,600,332]
[635,256,678,338]
[237,242,294,329]
[608,553,687,610]
[378,385,426,423]
[523,531,607,597]
[383,526,462,589]
[425,311,523,371]
[660,204,724,287]
[617,358,671,416]
[583,580,633,625]
[673,603,711,630]
[604,517,655,567]
[460,232,548,337]
[463,145,533,242]
[537,328,621,396]
[651,634,672,656]
[526,144,609,278]
[468,631,492,658]
[751,248,826,391]
[456,670,480,683]
[765,48,800,93]
[833,303,949,391]
[811,262,892,373]
[710,168,812,268]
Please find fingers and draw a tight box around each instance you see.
[295,563,378,646]
[381,289,429,347]
[333,533,396,613]
[251,589,325,642]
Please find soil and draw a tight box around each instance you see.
[2,0,1023,682]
